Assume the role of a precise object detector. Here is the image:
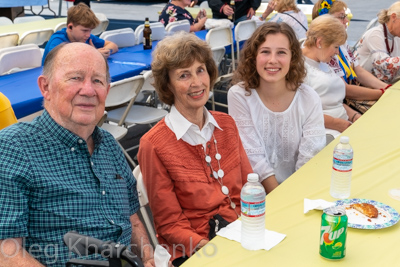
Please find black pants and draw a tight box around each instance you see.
[74,0,91,7]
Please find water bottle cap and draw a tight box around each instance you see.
[247,173,259,182]
[340,136,349,144]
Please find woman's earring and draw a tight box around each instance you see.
[318,46,322,49]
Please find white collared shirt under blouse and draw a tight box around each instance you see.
[228,83,326,184]
[304,56,348,137]
[165,105,222,150]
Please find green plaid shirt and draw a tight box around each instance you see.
[0,110,139,266]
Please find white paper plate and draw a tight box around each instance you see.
[334,198,400,229]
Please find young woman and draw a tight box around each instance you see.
[228,22,326,193]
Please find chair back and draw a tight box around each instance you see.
[100,28,136,48]
[132,165,159,247]
[0,44,42,75]
[54,22,67,32]
[200,1,209,9]
[165,20,190,34]
[91,13,109,36]
[14,16,45,24]
[0,32,19,49]
[19,28,54,46]
[211,46,226,68]
[0,16,13,26]
[105,75,145,125]
[234,20,256,61]
[135,22,165,45]
[206,26,235,70]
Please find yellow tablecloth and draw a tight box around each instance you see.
[183,85,400,266]
[0,17,66,42]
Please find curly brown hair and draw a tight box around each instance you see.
[151,31,218,106]
[233,22,306,93]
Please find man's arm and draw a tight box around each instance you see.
[130,214,155,267]
[0,238,44,267]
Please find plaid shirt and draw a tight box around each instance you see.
[0,110,139,266]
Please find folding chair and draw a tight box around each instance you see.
[100,28,136,48]
[91,13,109,36]
[0,16,13,26]
[0,44,42,75]
[0,32,19,49]
[135,22,165,45]
[54,21,67,32]
[234,20,257,61]
[13,15,45,24]
[19,28,54,46]
[165,19,191,35]
[206,26,235,72]
[208,73,233,111]
[133,165,159,247]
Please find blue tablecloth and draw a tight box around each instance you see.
[0,0,47,7]
[0,48,152,118]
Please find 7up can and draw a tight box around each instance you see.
[320,206,348,260]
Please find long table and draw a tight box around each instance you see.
[0,0,47,8]
[183,85,400,266]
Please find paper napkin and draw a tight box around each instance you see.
[304,198,335,214]
[216,220,286,251]
[154,244,171,267]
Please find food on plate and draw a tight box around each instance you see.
[350,203,378,218]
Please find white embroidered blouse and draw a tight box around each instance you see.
[228,83,326,184]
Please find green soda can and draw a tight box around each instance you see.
[320,206,348,260]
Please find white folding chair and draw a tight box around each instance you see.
[135,22,165,45]
[13,16,45,24]
[206,26,235,71]
[0,44,42,75]
[54,22,67,32]
[19,28,54,46]
[0,16,13,26]
[0,32,19,49]
[100,29,136,48]
[132,165,159,247]
[165,20,191,35]
[208,73,232,111]
[234,20,257,61]
[91,13,109,36]
[200,0,209,9]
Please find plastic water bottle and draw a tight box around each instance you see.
[241,173,266,250]
[330,136,353,199]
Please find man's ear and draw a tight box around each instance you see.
[38,75,51,101]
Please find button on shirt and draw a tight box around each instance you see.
[0,110,139,266]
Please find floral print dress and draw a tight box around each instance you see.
[159,3,195,27]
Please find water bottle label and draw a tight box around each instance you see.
[332,157,352,172]
[241,199,265,217]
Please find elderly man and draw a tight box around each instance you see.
[0,43,154,266]
[42,3,118,65]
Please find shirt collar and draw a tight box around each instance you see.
[169,105,222,140]
[38,110,103,150]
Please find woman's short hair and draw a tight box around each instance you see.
[276,0,300,13]
[311,0,347,19]
[151,31,218,106]
[304,14,347,48]
[378,1,400,24]
[67,3,99,29]
[233,22,305,93]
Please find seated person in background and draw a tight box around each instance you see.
[159,0,207,31]
[138,32,253,266]
[355,1,400,84]
[302,15,361,137]
[260,0,308,40]
[312,0,390,114]
[42,3,118,65]
[228,22,325,194]
[209,0,261,24]
[0,92,17,130]
[0,43,154,267]
[74,0,90,7]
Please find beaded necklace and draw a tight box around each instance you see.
[383,23,394,55]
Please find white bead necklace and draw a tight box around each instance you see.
[205,134,239,217]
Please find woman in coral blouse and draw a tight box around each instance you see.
[137,32,253,266]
